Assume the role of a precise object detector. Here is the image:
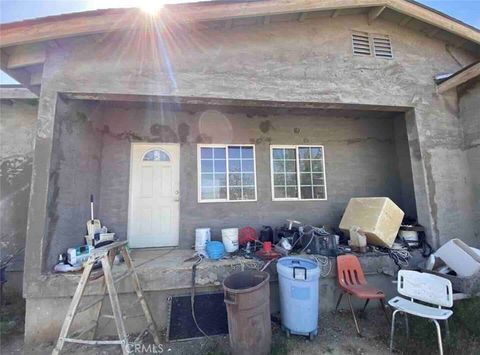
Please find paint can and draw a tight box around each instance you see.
[195,228,211,254]
[222,228,239,253]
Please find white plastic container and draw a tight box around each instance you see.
[277,257,321,338]
[435,238,480,277]
[222,228,239,253]
[195,228,211,254]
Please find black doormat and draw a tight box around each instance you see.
[167,292,229,342]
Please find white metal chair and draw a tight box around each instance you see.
[388,270,453,355]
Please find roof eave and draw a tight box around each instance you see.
[437,61,480,93]
[0,0,479,48]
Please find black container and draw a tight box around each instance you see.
[304,234,340,256]
[259,226,273,243]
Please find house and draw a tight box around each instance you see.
[0,0,479,345]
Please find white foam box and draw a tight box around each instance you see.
[339,197,404,248]
[435,239,480,278]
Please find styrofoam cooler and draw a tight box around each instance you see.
[222,228,239,253]
[435,238,480,277]
[195,228,211,254]
[277,257,321,339]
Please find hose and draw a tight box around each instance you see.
[190,255,210,339]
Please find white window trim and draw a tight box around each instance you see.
[197,144,258,203]
[270,145,328,202]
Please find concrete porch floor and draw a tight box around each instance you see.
[24,248,405,344]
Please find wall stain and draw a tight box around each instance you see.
[251,137,272,145]
[98,125,144,141]
[64,111,89,135]
[423,150,439,244]
[0,155,33,188]
[178,123,190,143]
[196,134,212,143]
[259,120,273,134]
[293,128,301,134]
[150,124,178,142]
[346,137,393,145]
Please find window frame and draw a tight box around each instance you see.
[142,148,171,162]
[197,144,258,203]
[270,145,328,202]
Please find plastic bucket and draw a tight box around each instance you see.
[222,228,239,253]
[206,241,225,260]
[195,228,211,253]
[277,257,320,338]
[223,270,271,355]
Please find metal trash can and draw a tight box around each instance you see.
[277,256,321,339]
[223,270,271,355]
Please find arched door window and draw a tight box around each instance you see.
[143,149,170,162]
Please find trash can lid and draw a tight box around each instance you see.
[278,257,318,270]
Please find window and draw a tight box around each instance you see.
[198,145,257,202]
[271,145,327,201]
[143,149,170,161]
[352,31,393,59]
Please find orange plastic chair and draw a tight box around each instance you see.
[336,255,389,335]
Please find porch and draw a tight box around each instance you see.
[24,93,420,343]
[42,94,417,270]
[25,248,401,342]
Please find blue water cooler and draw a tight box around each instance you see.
[277,256,321,339]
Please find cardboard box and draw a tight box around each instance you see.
[339,197,404,248]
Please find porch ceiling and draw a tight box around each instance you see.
[62,92,411,119]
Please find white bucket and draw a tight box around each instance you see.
[195,228,211,253]
[222,228,239,253]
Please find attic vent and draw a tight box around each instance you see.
[351,31,393,59]
[352,31,371,56]
[372,34,393,59]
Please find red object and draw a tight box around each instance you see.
[336,255,389,335]
[263,241,272,252]
[256,241,279,260]
[238,226,257,246]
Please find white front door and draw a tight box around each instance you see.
[128,143,180,248]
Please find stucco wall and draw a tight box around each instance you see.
[44,101,413,267]
[0,97,38,297]
[459,79,480,246]
[44,98,104,269]
[22,13,480,342]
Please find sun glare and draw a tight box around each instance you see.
[138,0,164,15]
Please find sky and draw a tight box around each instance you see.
[1,0,480,84]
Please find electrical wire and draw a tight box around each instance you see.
[372,246,411,268]
[309,255,333,278]
[190,255,210,339]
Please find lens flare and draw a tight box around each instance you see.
[138,1,164,15]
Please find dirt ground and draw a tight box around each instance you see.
[1,296,479,355]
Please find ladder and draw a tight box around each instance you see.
[52,241,160,355]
